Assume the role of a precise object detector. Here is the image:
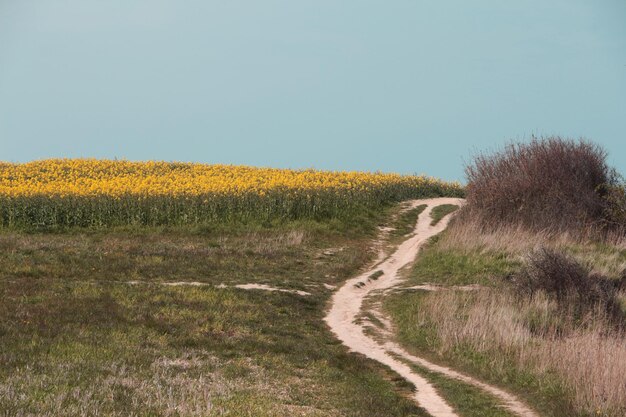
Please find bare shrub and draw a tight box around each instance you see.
[510,248,625,324]
[465,137,616,235]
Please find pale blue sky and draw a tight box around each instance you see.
[1,1,625,181]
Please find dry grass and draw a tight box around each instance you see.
[239,230,306,255]
[530,329,626,415]
[413,289,626,417]
[438,211,575,254]
[439,210,626,279]
[0,352,304,417]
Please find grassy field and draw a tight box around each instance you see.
[0,206,435,417]
[0,159,466,416]
[385,206,626,417]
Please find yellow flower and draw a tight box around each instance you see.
[0,158,462,227]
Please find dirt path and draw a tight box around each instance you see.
[324,198,539,417]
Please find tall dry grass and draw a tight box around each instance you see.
[416,289,626,416]
[438,211,569,254]
[438,210,626,278]
[531,329,626,415]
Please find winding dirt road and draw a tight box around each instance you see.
[324,198,539,417]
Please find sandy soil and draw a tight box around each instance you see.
[127,280,311,296]
[324,198,539,417]
[229,283,311,296]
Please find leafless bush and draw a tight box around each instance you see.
[465,137,618,235]
[511,248,625,324]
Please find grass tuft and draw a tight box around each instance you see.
[430,204,459,226]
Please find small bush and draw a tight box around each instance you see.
[465,137,618,234]
[511,248,625,323]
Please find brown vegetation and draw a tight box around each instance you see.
[464,137,624,236]
[510,248,626,324]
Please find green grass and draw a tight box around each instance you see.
[369,270,385,281]
[389,205,428,239]
[0,208,428,417]
[430,204,460,226]
[398,360,518,417]
[404,245,520,287]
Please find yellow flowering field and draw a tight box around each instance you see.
[0,159,463,227]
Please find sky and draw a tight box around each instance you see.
[0,1,625,181]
